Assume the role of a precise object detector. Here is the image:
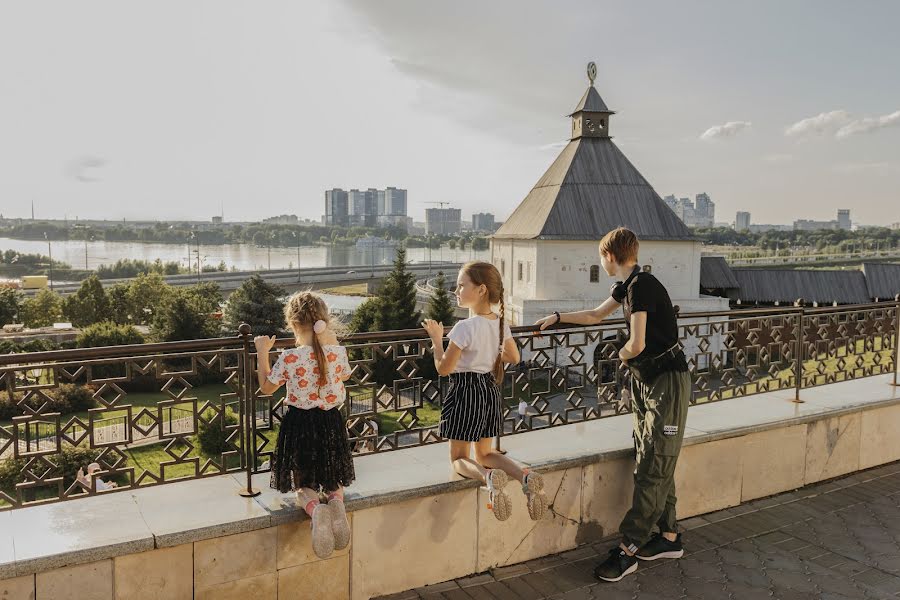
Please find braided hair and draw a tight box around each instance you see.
[284,291,330,390]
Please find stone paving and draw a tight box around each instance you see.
[379,460,900,599]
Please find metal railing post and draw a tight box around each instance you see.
[893,295,900,387]
[238,323,260,497]
[793,298,805,403]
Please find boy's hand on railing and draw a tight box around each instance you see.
[421,319,444,340]
[535,315,555,330]
[253,335,276,354]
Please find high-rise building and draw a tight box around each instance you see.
[694,193,715,227]
[837,209,851,231]
[472,212,496,232]
[325,188,349,226]
[662,193,714,227]
[425,208,462,235]
[348,189,377,227]
[383,187,407,216]
[735,211,751,231]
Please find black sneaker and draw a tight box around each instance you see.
[593,548,638,582]
[636,533,684,561]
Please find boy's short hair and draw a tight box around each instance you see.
[599,227,640,264]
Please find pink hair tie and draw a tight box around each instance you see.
[313,320,327,335]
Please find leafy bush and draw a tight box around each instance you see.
[197,408,239,456]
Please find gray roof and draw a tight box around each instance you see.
[493,137,696,241]
[862,262,900,300]
[700,256,739,289]
[569,86,611,115]
[732,269,870,305]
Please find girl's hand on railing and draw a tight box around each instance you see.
[254,335,276,354]
[421,319,444,340]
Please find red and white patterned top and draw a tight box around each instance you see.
[266,345,351,410]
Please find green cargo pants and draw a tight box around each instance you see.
[618,369,691,549]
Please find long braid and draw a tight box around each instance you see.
[493,289,506,385]
[305,299,329,391]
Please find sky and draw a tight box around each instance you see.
[1,1,899,226]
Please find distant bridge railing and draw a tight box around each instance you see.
[0,299,896,510]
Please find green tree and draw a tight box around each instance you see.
[375,246,420,331]
[19,289,64,328]
[107,283,132,324]
[223,274,286,336]
[126,273,173,325]
[76,321,145,348]
[152,290,221,342]
[426,271,456,326]
[348,297,381,335]
[63,275,110,327]
[0,286,22,326]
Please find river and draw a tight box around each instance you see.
[0,237,489,272]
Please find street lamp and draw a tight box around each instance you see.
[44,232,53,291]
[292,230,301,282]
[84,235,94,270]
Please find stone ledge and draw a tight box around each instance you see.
[1,374,897,580]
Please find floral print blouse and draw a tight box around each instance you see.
[266,345,351,410]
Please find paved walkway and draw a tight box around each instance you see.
[380,460,900,599]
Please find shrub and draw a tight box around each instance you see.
[197,408,239,456]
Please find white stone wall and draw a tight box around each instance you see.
[492,239,702,307]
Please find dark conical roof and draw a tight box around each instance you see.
[569,86,612,115]
[493,137,695,241]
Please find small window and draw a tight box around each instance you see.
[589,265,600,282]
[501,260,506,277]
[517,261,523,281]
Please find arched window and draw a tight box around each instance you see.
[589,265,600,282]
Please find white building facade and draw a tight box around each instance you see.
[491,70,729,372]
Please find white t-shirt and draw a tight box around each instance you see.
[447,315,513,374]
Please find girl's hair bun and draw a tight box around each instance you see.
[313,320,327,334]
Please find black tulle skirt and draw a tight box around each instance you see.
[270,406,356,494]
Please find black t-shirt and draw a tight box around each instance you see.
[620,272,679,358]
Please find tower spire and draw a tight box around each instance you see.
[569,62,615,140]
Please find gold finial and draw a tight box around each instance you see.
[587,62,597,86]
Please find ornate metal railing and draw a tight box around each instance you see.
[0,300,897,509]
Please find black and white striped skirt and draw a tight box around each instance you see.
[440,371,503,442]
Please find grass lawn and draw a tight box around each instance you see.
[375,403,441,435]
[319,284,370,296]
[1,383,238,429]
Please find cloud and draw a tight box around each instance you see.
[538,140,569,152]
[763,153,794,163]
[836,110,900,138]
[699,121,752,141]
[834,161,893,174]
[784,110,851,137]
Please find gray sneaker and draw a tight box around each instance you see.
[310,503,335,559]
[328,497,351,550]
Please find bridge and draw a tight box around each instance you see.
[31,262,463,297]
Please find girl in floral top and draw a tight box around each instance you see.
[255,291,354,560]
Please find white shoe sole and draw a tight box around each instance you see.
[328,499,351,550]
[310,505,335,559]
[595,561,638,582]
[636,549,684,561]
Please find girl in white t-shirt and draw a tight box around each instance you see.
[255,292,354,560]
[422,261,548,522]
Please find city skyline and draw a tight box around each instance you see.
[1,2,899,225]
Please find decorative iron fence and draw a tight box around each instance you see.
[0,300,897,510]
